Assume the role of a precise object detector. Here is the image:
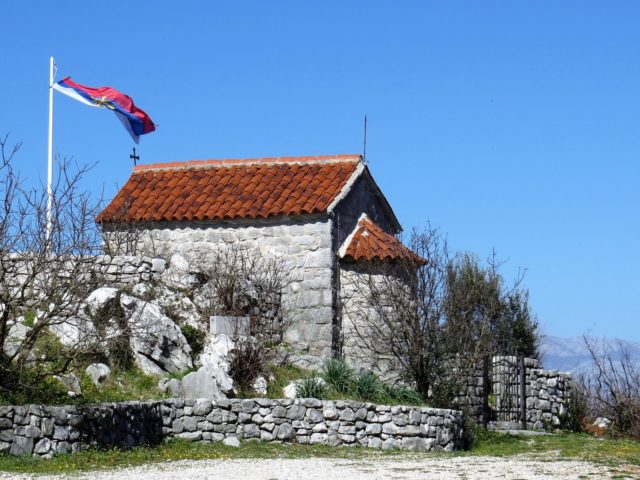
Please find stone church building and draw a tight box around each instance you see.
[97,154,419,369]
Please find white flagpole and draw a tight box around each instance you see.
[46,56,54,242]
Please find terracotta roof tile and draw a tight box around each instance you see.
[340,214,425,264]
[98,155,362,223]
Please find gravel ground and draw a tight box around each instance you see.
[1,456,636,480]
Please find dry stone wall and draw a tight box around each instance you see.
[94,255,166,285]
[454,356,572,430]
[525,368,572,430]
[0,399,464,457]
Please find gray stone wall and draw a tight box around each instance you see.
[338,263,402,379]
[0,399,464,457]
[103,215,335,363]
[526,368,572,429]
[454,356,572,430]
[94,255,167,285]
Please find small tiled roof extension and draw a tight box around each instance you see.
[339,214,425,264]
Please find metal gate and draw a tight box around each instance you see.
[482,356,527,429]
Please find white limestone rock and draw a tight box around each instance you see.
[49,316,98,347]
[197,333,236,395]
[152,285,202,329]
[161,253,205,290]
[283,381,300,399]
[593,417,612,429]
[222,436,240,448]
[158,377,183,397]
[3,321,31,357]
[85,287,119,316]
[180,366,225,400]
[85,363,111,387]
[252,376,268,395]
[131,282,153,298]
[120,294,193,375]
[55,373,81,397]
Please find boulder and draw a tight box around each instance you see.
[120,294,193,375]
[223,436,240,448]
[152,285,202,329]
[49,316,98,347]
[131,282,153,298]
[3,322,30,357]
[85,363,111,387]
[593,417,612,429]
[180,366,225,400]
[158,378,183,397]
[252,376,268,395]
[283,381,299,399]
[197,334,236,395]
[161,253,205,290]
[55,373,81,397]
[85,287,119,317]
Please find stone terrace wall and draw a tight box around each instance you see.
[0,398,463,457]
[94,255,167,285]
[453,356,572,429]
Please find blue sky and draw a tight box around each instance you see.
[1,1,639,341]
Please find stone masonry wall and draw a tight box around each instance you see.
[454,356,572,429]
[0,399,464,457]
[338,264,402,380]
[93,255,167,285]
[103,215,335,365]
[526,368,572,430]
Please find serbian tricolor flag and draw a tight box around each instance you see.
[53,77,156,143]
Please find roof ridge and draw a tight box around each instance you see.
[134,154,362,173]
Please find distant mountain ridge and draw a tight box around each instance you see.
[539,335,640,375]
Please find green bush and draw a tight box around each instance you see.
[322,358,354,394]
[351,371,382,401]
[296,377,327,399]
[0,370,70,405]
[180,325,206,358]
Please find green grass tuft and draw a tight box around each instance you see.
[322,358,354,394]
[296,377,327,399]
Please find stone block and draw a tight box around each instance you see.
[244,424,260,439]
[339,409,355,422]
[365,423,382,435]
[34,438,52,455]
[381,438,401,451]
[286,405,306,421]
[53,426,69,441]
[276,423,294,440]
[176,432,202,441]
[192,399,213,416]
[209,316,250,336]
[382,422,398,435]
[402,437,426,452]
[10,436,34,456]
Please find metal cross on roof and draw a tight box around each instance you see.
[130,147,140,166]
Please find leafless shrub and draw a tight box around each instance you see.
[0,134,109,397]
[200,244,293,390]
[342,224,539,407]
[98,199,162,257]
[582,336,640,439]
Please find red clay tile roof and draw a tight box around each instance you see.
[339,214,425,264]
[97,155,362,223]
